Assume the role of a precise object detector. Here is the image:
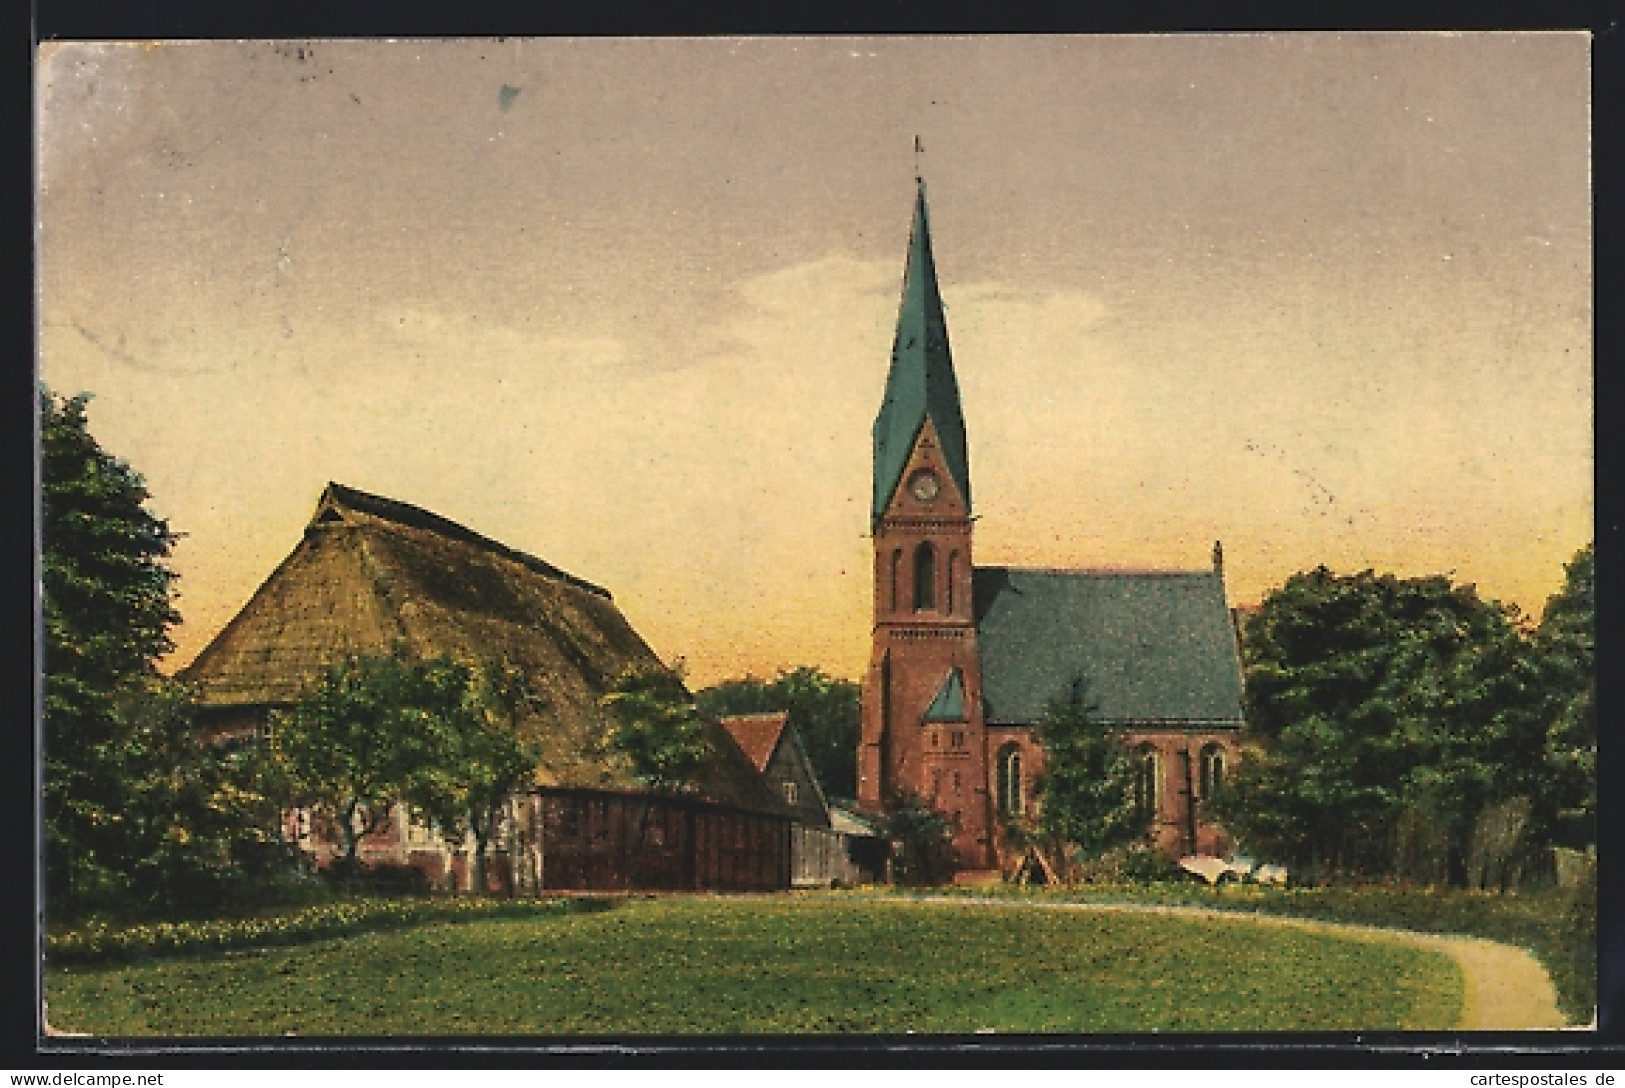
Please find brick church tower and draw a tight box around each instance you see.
[857,183,994,870]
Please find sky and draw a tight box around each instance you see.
[36,34,1592,687]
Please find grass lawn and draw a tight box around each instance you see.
[909,880,1595,1024]
[46,895,1460,1035]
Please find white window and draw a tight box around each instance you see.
[997,746,1025,817]
[1135,745,1162,824]
[1200,744,1226,799]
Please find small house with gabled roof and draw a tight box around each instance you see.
[721,711,892,886]
[719,712,830,827]
[182,482,791,893]
[857,185,1245,873]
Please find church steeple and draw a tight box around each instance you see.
[872,182,971,528]
[859,182,992,871]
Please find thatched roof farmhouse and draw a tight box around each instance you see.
[182,482,780,814]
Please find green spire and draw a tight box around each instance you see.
[871,182,971,527]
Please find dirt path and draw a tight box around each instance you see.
[1408,931,1568,1030]
[911,896,1569,1030]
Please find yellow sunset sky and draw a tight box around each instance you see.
[36,35,1592,687]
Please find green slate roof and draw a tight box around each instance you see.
[872,183,971,526]
[973,567,1245,727]
[922,668,967,722]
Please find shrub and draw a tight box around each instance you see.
[359,860,431,896]
[1551,855,1596,1024]
[885,794,956,886]
[47,896,575,966]
[1120,845,1180,883]
[1068,848,1126,885]
[318,858,432,897]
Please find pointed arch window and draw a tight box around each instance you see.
[947,551,959,614]
[1199,744,1226,800]
[914,542,937,611]
[889,549,902,613]
[996,744,1025,818]
[1134,744,1161,826]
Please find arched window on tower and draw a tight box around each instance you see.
[1199,744,1226,800]
[889,549,902,613]
[947,551,959,614]
[1134,744,1161,827]
[914,541,937,611]
[996,744,1025,818]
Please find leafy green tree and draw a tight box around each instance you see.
[602,665,711,793]
[406,663,540,896]
[1534,543,1594,848]
[41,387,281,916]
[1032,676,1143,874]
[41,388,182,911]
[270,652,545,894]
[1212,567,1550,880]
[117,678,286,913]
[696,666,861,796]
[882,791,955,885]
[267,650,466,864]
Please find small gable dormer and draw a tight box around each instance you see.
[880,416,970,521]
[923,669,968,723]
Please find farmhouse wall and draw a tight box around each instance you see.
[528,788,790,893]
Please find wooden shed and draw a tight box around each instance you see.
[721,712,891,887]
[517,787,789,893]
[182,482,791,892]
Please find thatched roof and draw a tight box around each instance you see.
[182,483,783,812]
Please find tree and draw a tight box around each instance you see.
[1211,567,1550,881]
[695,666,861,796]
[269,651,545,895]
[601,665,711,793]
[1031,676,1143,876]
[267,649,464,865]
[41,388,182,911]
[117,678,287,913]
[1534,543,1594,849]
[405,663,540,896]
[882,791,955,886]
[41,388,281,916]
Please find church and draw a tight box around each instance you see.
[855,185,1247,874]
